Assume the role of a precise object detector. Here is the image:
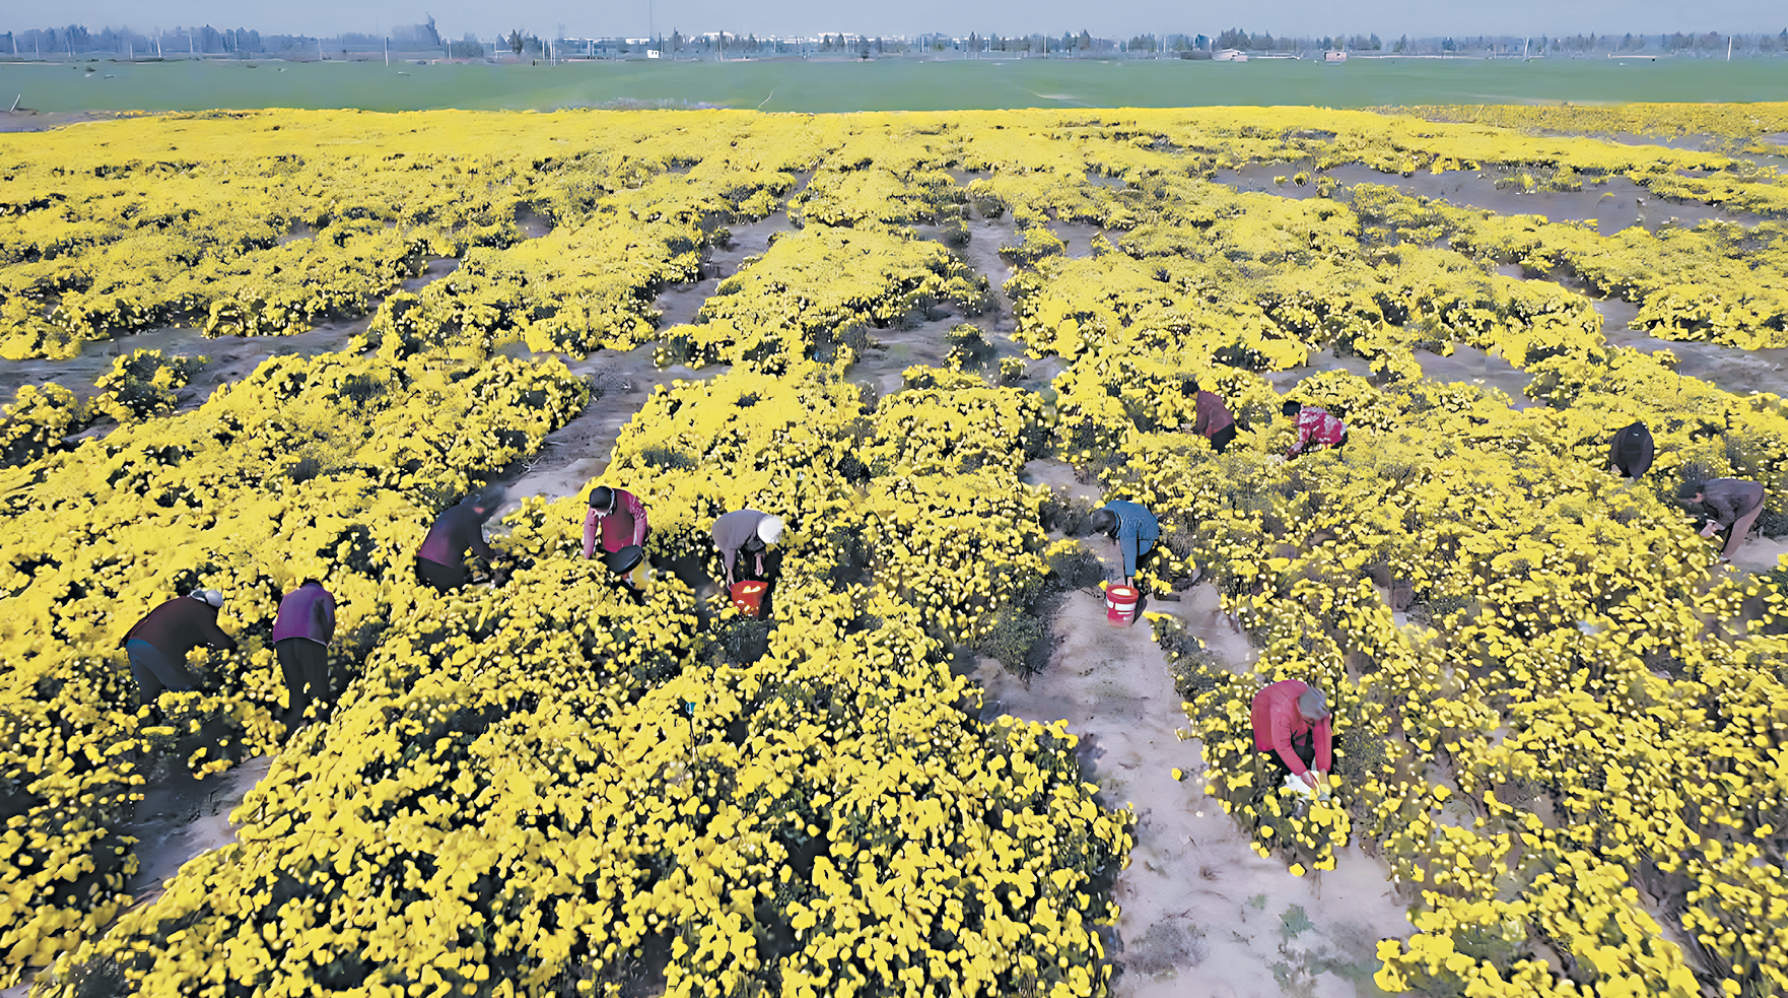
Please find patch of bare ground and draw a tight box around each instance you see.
[974,528,1409,997]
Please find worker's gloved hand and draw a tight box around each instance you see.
[1700,523,1721,538]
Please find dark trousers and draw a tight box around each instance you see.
[1262,731,1316,774]
[416,557,467,593]
[276,638,331,725]
[126,638,196,708]
[1209,424,1237,455]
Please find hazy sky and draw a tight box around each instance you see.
[18,0,1788,41]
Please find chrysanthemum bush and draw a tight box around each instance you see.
[0,345,588,984]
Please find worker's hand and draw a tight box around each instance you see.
[1700,522,1721,538]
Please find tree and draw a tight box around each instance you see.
[507,30,523,56]
[1393,34,1408,53]
[1077,30,1091,51]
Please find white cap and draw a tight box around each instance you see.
[756,515,785,546]
[191,589,224,607]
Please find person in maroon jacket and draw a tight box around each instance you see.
[272,579,336,731]
[1185,380,1237,455]
[415,490,503,593]
[582,485,650,560]
[1250,680,1334,789]
[121,589,237,708]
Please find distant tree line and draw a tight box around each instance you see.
[4,20,1788,60]
[0,17,446,58]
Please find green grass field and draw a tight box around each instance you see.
[5,55,1788,114]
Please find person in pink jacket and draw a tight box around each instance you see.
[1251,680,1334,788]
[1282,400,1347,459]
[582,485,649,560]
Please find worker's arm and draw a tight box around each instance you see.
[623,492,650,547]
[315,593,336,644]
[581,508,600,560]
[1313,716,1333,774]
[1270,717,1309,777]
[1118,517,1141,581]
[1192,398,1210,437]
[200,614,238,653]
[1286,420,1311,458]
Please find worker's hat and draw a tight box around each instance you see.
[191,589,224,607]
[757,516,785,545]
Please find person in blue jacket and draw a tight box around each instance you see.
[1090,500,1159,587]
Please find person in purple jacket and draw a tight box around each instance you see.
[415,489,503,593]
[273,579,337,731]
[121,589,237,709]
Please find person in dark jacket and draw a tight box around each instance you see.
[1609,422,1654,480]
[121,589,237,708]
[1186,380,1237,455]
[272,579,336,730]
[1090,500,1159,587]
[1678,478,1766,561]
[1251,680,1333,789]
[415,489,504,593]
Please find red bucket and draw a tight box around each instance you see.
[1105,584,1141,626]
[731,581,768,618]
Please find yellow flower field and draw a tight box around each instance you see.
[2,104,1787,997]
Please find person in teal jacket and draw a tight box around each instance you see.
[1090,500,1159,586]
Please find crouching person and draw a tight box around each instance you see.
[121,589,237,712]
[1251,680,1334,790]
[273,578,336,733]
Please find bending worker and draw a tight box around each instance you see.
[1187,380,1237,455]
[1251,679,1333,789]
[1282,400,1347,458]
[415,489,503,593]
[583,485,650,560]
[1609,421,1654,480]
[272,578,336,731]
[121,589,237,709]
[1678,477,1766,562]
[712,509,786,588]
[1091,500,1158,588]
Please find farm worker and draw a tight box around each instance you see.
[1090,500,1158,587]
[1608,421,1654,479]
[1186,380,1237,455]
[415,488,504,593]
[1251,680,1333,789]
[1281,400,1347,459]
[582,485,650,559]
[713,509,786,587]
[272,579,336,729]
[120,589,237,708]
[1678,478,1765,561]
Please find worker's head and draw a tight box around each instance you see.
[588,486,616,515]
[1676,480,1707,506]
[1089,509,1117,537]
[1296,687,1331,723]
[190,589,224,608]
[1281,399,1302,418]
[301,578,323,589]
[1178,376,1199,397]
[756,516,786,546]
[470,486,506,519]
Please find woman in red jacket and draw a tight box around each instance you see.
[1250,680,1333,789]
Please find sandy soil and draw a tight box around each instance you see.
[976,532,1410,997]
[1215,162,1769,232]
[0,109,132,132]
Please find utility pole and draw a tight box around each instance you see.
[385,36,389,66]
[1727,35,1733,60]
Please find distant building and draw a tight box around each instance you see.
[1324,49,1347,62]
[1213,48,1247,61]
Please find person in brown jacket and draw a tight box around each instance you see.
[1186,380,1237,455]
[1678,478,1766,561]
[121,589,237,708]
